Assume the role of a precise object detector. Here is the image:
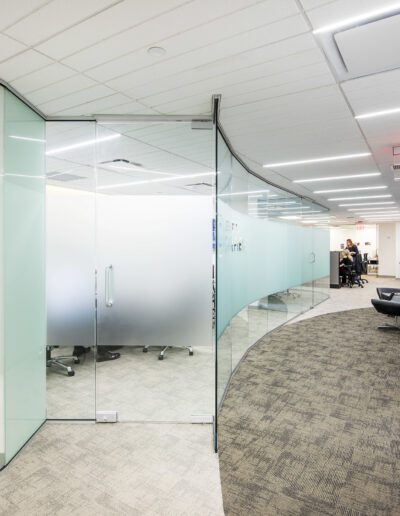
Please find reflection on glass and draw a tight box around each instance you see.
[2,88,46,465]
[216,130,330,415]
[46,121,96,420]
[95,122,215,423]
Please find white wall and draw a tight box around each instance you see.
[378,223,396,276]
[330,225,377,258]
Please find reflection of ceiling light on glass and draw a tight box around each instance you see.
[355,107,400,120]
[313,3,400,34]
[329,194,392,201]
[280,210,322,215]
[218,189,269,197]
[314,186,387,194]
[263,153,371,168]
[104,164,179,177]
[348,206,398,211]
[147,46,167,56]
[340,201,395,207]
[356,212,400,216]
[294,172,381,183]
[97,171,215,190]
[10,135,46,143]
[279,215,301,220]
[46,133,121,155]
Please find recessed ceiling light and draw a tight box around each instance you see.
[147,46,166,56]
[329,194,392,201]
[314,186,387,194]
[313,3,400,34]
[293,172,381,183]
[339,201,395,207]
[355,107,400,120]
[263,153,371,168]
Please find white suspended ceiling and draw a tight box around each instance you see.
[0,0,400,223]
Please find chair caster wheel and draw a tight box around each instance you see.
[189,351,194,356]
[143,348,148,353]
[68,371,75,377]
[158,355,164,360]
[74,358,80,364]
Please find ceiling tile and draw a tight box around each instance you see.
[10,62,77,94]
[0,49,52,81]
[0,33,26,62]
[37,84,115,113]
[26,74,97,105]
[0,0,48,31]
[4,0,119,46]
[35,0,190,60]
[99,14,308,91]
[62,0,266,72]
[53,93,133,115]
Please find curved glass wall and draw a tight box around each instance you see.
[215,130,329,421]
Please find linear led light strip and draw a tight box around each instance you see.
[97,171,216,190]
[46,133,121,155]
[339,201,395,207]
[314,186,387,194]
[263,152,370,168]
[347,206,398,211]
[328,194,392,201]
[355,107,400,120]
[293,172,381,183]
[313,3,400,34]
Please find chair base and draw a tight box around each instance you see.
[378,323,400,331]
[47,355,79,376]
[143,345,194,360]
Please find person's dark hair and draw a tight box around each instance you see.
[346,238,353,246]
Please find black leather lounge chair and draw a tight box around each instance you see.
[371,298,400,330]
[376,288,400,301]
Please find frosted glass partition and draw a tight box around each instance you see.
[0,88,46,466]
[216,130,329,413]
[46,121,96,420]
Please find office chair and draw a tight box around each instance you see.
[371,298,400,330]
[342,263,363,288]
[143,344,193,360]
[376,287,400,301]
[355,254,368,284]
[46,345,79,376]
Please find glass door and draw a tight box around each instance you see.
[95,121,215,423]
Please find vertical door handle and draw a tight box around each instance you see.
[309,252,316,263]
[105,265,114,307]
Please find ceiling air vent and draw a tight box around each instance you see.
[47,172,85,182]
[392,146,400,180]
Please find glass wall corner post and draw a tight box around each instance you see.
[1,88,46,465]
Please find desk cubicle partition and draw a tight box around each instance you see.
[214,129,329,448]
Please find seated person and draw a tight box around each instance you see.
[346,238,359,256]
[339,249,353,284]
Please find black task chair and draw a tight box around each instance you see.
[371,298,400,330]
[341,262,363,288]
[354,254,368,284]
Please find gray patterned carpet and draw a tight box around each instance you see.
[218,308,400,515]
